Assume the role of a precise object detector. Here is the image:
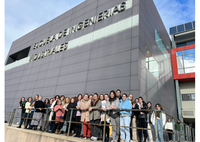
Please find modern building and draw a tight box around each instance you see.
[5,0,177,120]
[170,21,195,128]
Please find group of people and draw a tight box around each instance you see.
[17,89,182,142]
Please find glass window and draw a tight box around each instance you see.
[182,94,195,101]
[176,56,184,68]
[185,67,195,74]
[146,47,159,80]
[185,22,193,31]
[193,21,195,29]
[182,48,195,55]
[183,54,195,68]
[177,42,187,47]
[177,25,185,33]
[170,27,177,35]
[178,69,185,74]
[187,40,195,45]
[176,51,182,56]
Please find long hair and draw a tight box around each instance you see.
[64,97,71,105]
[147,101,152,109]
[44,98,50,104]
[109,90,117,102]
[99,94,105,101]
[27,97,33,102]
[19,97,25,105]
[155,103,164,111]
[128,94,134,104]
[91,93,99,106]
[76,94,83,102]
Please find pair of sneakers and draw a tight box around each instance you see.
[90,136,98,141]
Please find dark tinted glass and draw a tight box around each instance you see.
[177,42,187,47]
[170,27,177,35]
[193,21,195,29]
[187,40,195,45]
[177,25,184,33]
[185,22,192,31]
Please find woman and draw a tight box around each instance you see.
[151,103,166,142]
[89,93,101,141]
[131,99,139,142]
[31,96,45,130]
[128,94,134,141]
[118,93,132,142]
[137,97,148,142]
[147,101,153,142]
[17,97,27,128]
[28,94,39,129]
[43,98,50,131]
[105,90,120,142]
[54,99,65,134]
[89,94,93,100]
[24,97,33,129]
[49,95,60,133]
[60,97,70,134]
[60,95,65,105]
[165,118,173,142]
[79,94,91,139]
[75,94,83,137]
[65,97,77,136]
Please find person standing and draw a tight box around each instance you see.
[79,94,91,139]
[132,100,139,142]
[60,95,65,105]
[165,118,173,142]
[43,98,50,131]
[65,97,77,136]
[175,119,182,142]
[24,97,33,129]
[151,103,166,142]
[128,94,134,142]
[17,97,27,128]
[75,94,83,137]
[146,101,153,142]
[137,97,148,142]
[30,96,45,130]
[118,93,132,142]
[105,90,120,142]
[89,93,101,141]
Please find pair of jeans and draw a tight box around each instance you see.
[154,119,161,142]
[28,111,34,129]
[75,116,82,137]
[167,129,173,141]
[138,118,148,139]
[120,116,131,142]
[110,116,120,141]
[19,112,26,127]
[65,118,75,134]
[90,119,100,138]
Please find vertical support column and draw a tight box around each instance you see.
[160,111,164,142]
[172,119,175,142]
[8,109,16,126]
[102,111,107,142]
[67,108,74,136]
[175,80,183,122]
[24,112,30,129]
[182,123,185,141]
[42,108,49,131]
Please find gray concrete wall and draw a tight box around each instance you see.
[5,0,177,119]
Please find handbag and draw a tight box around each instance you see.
[110,110,119,119]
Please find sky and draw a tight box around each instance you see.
[4,0,195,60]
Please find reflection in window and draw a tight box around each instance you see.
[182,94,195,101]
[155,29,169,58]
[177,40,195,48]
[176,48,195,74]
[146,47,159,80]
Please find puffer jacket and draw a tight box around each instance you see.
[118,98,132,116]
[79,99,91,122]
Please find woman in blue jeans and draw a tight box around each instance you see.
[118,93,132,142]
[151,103,166,142]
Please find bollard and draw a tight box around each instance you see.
[8,109,16,126]
[67,108,74,136]
[155,111,158,142]
[42,108,49,132]
[160,111,164,142]
[102,111,107,142]
[172,119,175,142]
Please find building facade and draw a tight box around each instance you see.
[170,21,195,128]
[5,0,177,120]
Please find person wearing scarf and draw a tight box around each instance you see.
[89,93,101,141]
[17,97,27,128]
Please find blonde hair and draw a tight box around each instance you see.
[64,97,71,105]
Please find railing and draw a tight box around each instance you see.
[7,108,195,142]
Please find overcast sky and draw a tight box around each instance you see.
[5,0,195,60]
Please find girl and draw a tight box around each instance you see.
[54,100,65,134]
[147,101,153,142]
[165,118,173,142]
[17,97,27,128]
[151,103,166,142]
[24,97,33,129]
[118,93,132,142]
[65,97,77,136]
[128,94,134,141]
[43,98,50,131]
[75,94,83,137]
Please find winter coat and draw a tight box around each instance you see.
[151,111,166,127]
[65,102,77,121]
[54,105,65,117]
[79,99,91,122]
[118,98,132,116]
[106,98,120,115]
[89,99,101,121]
[135,101,148,121]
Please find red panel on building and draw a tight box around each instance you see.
[171,44,195,80]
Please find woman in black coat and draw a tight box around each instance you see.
[65,97,77,136]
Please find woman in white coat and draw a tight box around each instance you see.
[151,103,166,142]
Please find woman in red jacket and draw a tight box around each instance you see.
[54,100,65,134]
